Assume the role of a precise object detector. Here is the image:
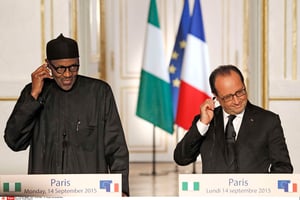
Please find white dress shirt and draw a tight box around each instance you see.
[197,110,245,140]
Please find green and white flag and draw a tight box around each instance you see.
[182,181,200,191]
[136,0,173,134]
[3,182,22,192]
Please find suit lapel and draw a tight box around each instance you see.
[236,102,256,142]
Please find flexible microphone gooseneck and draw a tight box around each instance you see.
[209,97,217,171]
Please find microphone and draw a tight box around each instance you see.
[209,96,217,170]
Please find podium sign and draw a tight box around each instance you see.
[0,174,121,197]
[179,174,299,196]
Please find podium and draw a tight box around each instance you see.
[179,174,299,197]
[0,174,121,197]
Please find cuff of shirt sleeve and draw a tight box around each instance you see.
[196,120,209,136]
[26,90,44,107]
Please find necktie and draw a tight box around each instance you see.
[225,115,237,171]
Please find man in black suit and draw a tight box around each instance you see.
[174,65,293,173]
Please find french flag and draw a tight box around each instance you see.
[100,180,119,192]
[176,0,211,130]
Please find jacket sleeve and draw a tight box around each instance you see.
[173,115,205,166]
[102,85,130,196]
[4,84,42,151]
[268,114,293,173]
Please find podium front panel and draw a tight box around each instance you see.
[179,174,299,196]
[0,174,121,197]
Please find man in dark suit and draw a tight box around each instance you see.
[174,65,293,173]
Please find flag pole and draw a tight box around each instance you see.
[172,125,180,173]
[151,125,156,175]
[151,125,168,175]
[165,125,179,173]
[174,125,179,173]
[140,125,168,176]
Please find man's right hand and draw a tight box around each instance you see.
[199,98,215,125]
[31,64,53,100]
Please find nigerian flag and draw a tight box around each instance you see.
[136,0,173,134]
[3,182,22,192]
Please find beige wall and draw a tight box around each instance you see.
[0,0,300,174]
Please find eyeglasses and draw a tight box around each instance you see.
[219,88,247,102]
[48,62,79,74]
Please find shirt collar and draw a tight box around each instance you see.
[223,109,245,120]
